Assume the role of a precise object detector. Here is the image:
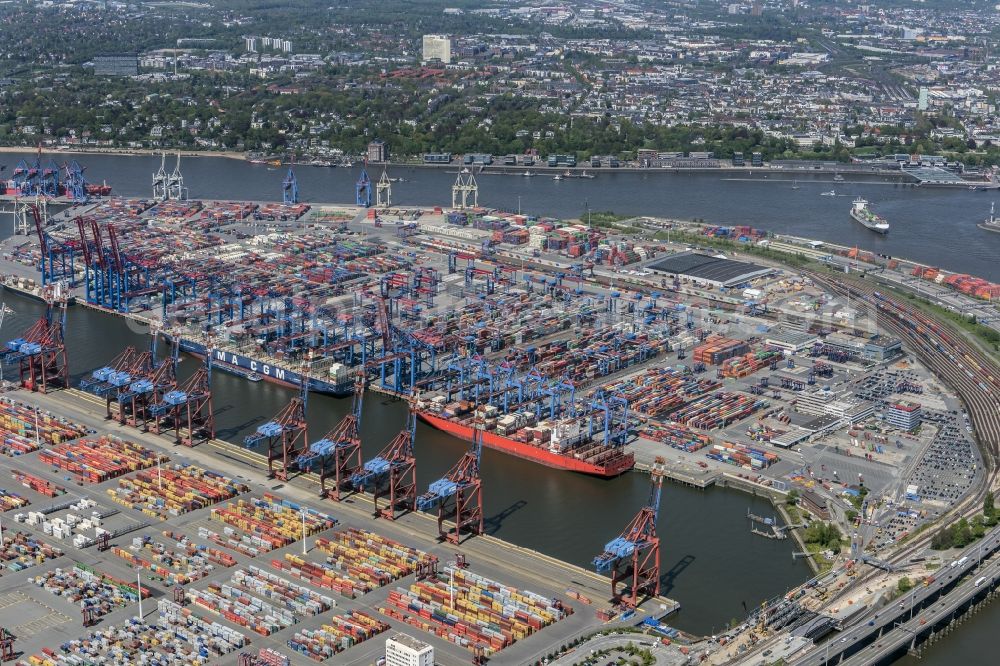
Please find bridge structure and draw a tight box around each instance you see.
[788,525,1000,666]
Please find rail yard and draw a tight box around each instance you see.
[0,177,998,665]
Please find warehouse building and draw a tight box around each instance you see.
[823,333,902,363]
[764,328,819,353]
[91,54,139,76]
[647,252,773,288]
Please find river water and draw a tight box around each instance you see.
[4,151,999,281]
[898,601,1000,666]
[6,150,993,653]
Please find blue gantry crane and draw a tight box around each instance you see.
[282,166,299,204]
[296,374,364,500]
[416,419,484,544]
[245,378,308,480]
[61,160,88,202]
[32,205,77,287]
[352,400,417,520]
[356,165,372,208]
[593,457,665,609]
[588,390,630,446]
[77,217,151,312]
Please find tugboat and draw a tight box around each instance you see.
[850,197,890,234]
[978,202,1000,233]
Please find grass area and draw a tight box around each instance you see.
[582,210,643,235]
[803,542,835,575]
[585,210,632,225]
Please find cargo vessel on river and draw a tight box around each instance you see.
[415,400,634,478]
[169,336,354,396]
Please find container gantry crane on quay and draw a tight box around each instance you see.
[115,335,177,431]
[149,348,215,447]
[1,283,69,393]
[28,203,78,287]
[244,374,308,481]
[295,373,364,500]
[79,346,140,396]
[593,456,666,609]
[351,398,418,520]
[282,165,299,204]
[416,419,484,545]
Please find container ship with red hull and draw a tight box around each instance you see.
[416,409,634,478]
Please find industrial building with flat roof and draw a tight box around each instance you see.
[647,252,773,288]
[823,333,902,362]
[764,328,820,353]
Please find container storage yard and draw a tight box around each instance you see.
[0,188,993,665]
[0,383,642,666]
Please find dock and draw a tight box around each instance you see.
[0,385,679,665]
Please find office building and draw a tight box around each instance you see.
[386,633,433,666]
[422,34,452,64]
[885,401,922,431]
[368,139,389,163]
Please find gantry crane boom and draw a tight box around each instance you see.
[593,456,665,608]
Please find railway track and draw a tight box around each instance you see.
[730,273,1000,664]
[791,272,1000,605]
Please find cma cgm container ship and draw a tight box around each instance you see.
[416,398,634,478]
[171,336,354,396]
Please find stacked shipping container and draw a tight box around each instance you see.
[106,465,249,519]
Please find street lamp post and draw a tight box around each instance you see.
[301,507,308,555]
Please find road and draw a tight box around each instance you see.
[788,526,1000,665]
[547,631,687,666]
[841,554,999,665]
